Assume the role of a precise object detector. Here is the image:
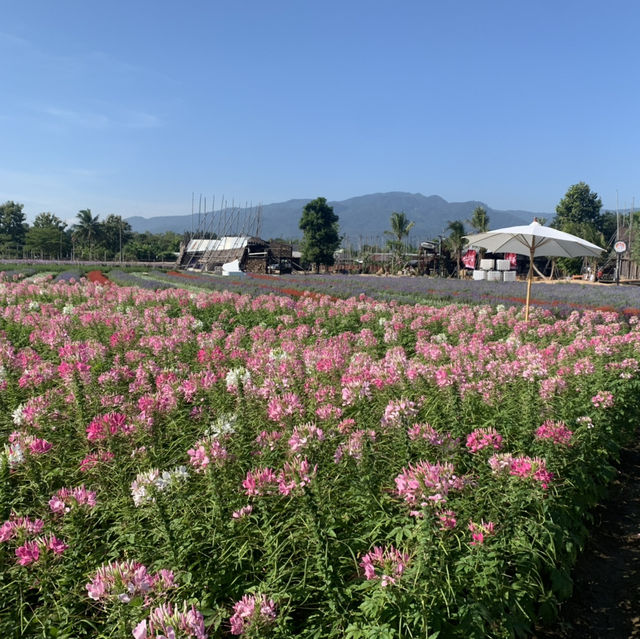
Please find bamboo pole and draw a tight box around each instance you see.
[524,245,534,322]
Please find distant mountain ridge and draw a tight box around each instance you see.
[125,192,549,241]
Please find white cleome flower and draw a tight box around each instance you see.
[12,405,25,426]
[225,367,251,391]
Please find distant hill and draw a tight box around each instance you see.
[125,192,549,241]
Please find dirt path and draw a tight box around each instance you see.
[535,438,640,638]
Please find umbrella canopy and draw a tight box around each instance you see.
[464,220,604,320]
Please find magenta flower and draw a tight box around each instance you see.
[489,453,554,490]
[229,594,277,636]
[535,420,573,446]
[5,431,52,466]
[14,534,67,566]
[254,430,282,453]
[466,428,503,453]
[86,412,132,442]
[242,467,279,497]
[359,545,410,586]
[79,450,115,472]
[395,460,465,511]
[468,520,496,546]
[187,437,228,472]
[0,515,44,542]
[333,429,376,463]
[86,560,175,604]
[591,391,614,409]
[43,533,68,554]
[438,510,457,530]
[232,505,253,520]
[243,457,317,498]
[49,484,97,514]
[15,540,40,566]
[28,438,53,455]
[407,423,460,451]
[277,456,317,496]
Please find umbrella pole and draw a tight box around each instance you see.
[525,246,534,321]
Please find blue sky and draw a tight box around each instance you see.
[2,0,639,225]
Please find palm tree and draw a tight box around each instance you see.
[469,206,490,233]
[468,206,490,260]
[72,209,101,260]
[385,211,414,271]
[446,220,466,278]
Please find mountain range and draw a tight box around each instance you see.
[125,192,550,241]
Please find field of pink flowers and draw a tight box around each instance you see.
[1,273,639,638]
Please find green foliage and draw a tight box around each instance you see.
[299,197,341,273]
[125,231,181,262]
[0,201,28,257]
[71,209,102,259]
[553,183,606,275]
[554,182,603,232]
[385,212,414,269]
[468,206,489,233]
[24,213,71,259]
[1,278,639,637]
[98,215,133,259]
[445,220,466,278]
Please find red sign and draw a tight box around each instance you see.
[462,250,477,269]
[504,253,518,268]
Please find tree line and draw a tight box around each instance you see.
[299,184,626,277]
[5,183,627,272]
[0,202,182,262]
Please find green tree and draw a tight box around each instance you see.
[446,220,466,278]
[0,201,28,257]
[126,231,181,262]
[385,211,414,270]
[99,215,133,260]
[72,209,101,259]
[24,213,71,258]
[553,183,605,275]
[554,182,603,232]
[468,206,490,260]
[299,197,341,273]
[469,206,490,233]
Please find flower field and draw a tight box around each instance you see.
[1,272,639,638]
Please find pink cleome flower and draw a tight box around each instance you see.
[242,457,317,498]
[85,412,132,442]
[229,594,277,636]
[0,515,44,542]
[489,453,554,490]
[359,545,411,587]
[466,428,503,453]
[14,534,68,566]
[468,520,496,546]
[380,398,419,429]
[79,450,115,473]
[438,510,457,530]
[535,420,573,446]
[591,391,614,409]
[395,460,465,511]
[49,485,97,514]
[134,601,207,639]
[15,540,40,566]
[187,438,228,473]
[86,560,175,604]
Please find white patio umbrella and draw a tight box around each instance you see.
[463,220,604,321]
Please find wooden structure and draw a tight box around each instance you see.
[177,236,295,274]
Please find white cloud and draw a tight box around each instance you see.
[34,104,162,130]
